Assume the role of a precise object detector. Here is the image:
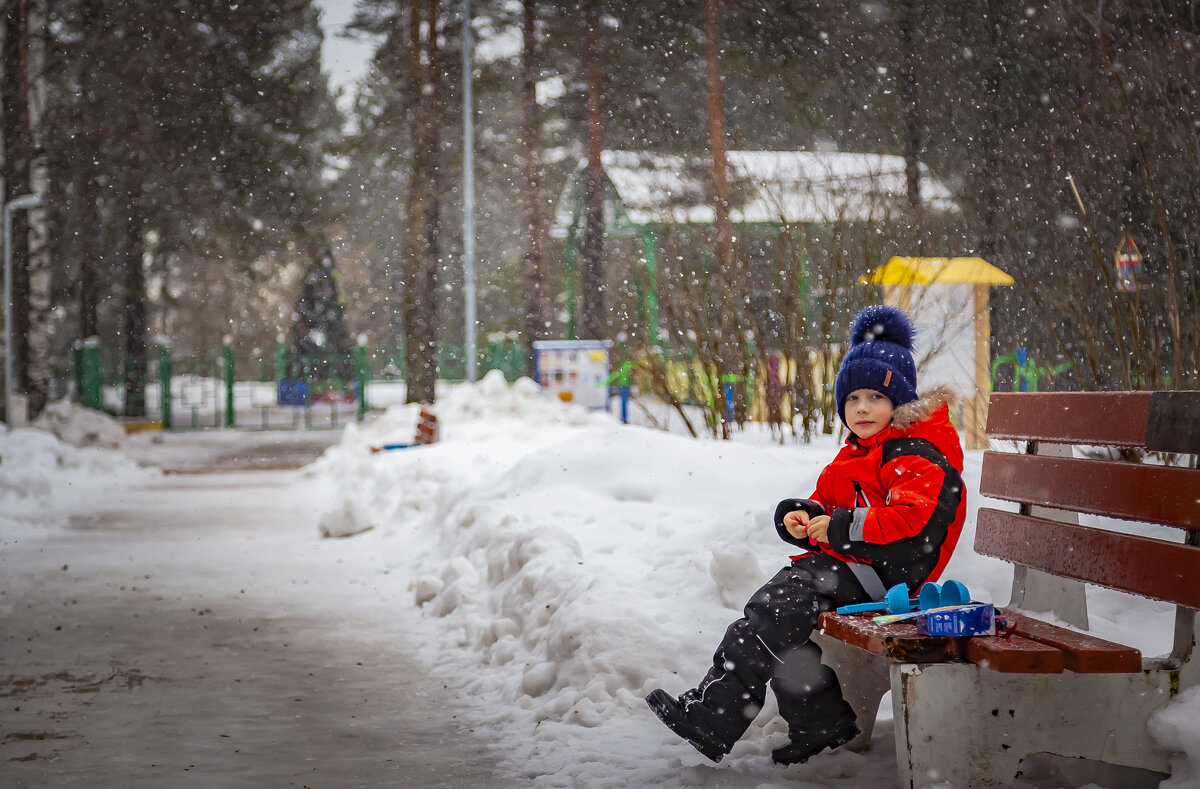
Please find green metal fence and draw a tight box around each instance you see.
[73,337,532,430]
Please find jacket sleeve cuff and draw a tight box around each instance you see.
[827,507,872,553]
[826,507,855,552]
[774,498,825,548]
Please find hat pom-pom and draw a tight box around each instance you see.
[849,305,915,349]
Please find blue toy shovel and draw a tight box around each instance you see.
[835,579,969,616]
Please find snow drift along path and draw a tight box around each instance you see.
[0,460,519,788]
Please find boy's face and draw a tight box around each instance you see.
[845,388,894,439]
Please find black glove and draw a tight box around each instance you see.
[773,498,826,548]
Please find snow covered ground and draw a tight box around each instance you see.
[2,377,1197,788]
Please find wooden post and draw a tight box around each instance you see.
[882,285,911,312]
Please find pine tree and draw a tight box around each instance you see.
[287,247,355,393]
[41,0,339,412]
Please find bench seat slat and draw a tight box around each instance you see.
[1004,613,1141,673]
[986,392,1152,446]
[980,452,1200,529]
[818,612,958,663]
[963,633,1065,673]
[975,508,1200,609]
[817,612,1065,673]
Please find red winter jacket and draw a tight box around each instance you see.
[775,386,966,592]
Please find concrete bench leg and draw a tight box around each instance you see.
[892,662,1183,789]
[813,631,890,751]
[892,663,1025,788]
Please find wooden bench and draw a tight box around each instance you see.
[813,390,1200,788]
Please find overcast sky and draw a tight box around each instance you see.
[313,0,377,103]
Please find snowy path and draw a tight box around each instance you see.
[0,438,518,788]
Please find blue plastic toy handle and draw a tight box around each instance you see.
[837,583,913,615]
[836,600,888,614]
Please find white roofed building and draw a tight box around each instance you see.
[550,150,957,348]
[551,149,956,236]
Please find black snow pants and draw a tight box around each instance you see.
[678,552,872,748]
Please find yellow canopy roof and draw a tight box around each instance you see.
[864,256,1014,286]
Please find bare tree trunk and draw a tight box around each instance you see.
[580,0,606,341]
[704,0,735,437]
[23,0,49,415]
[402,0,425,401]
[0,5,9,423]
[977,0,1004,261]
[121,195,146,418]
[403,0,439,404]
[898,0,922,238]
[2,0,29,414]
[423,0,441,389]
[77,0,103,343]
[79,177,100,339]
[521,0,550,375]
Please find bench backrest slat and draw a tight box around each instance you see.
[988,391,1200,451]
[980,452,1200,529]
[976,508,1200,609]
[981,390,1199,609]
[1145,391,1200,453]
[986,391,1152,446]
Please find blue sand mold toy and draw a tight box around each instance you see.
[836,579,969,615]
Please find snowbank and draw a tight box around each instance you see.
[1151,686,1200,788]
[0,419,156,531]
[32,398,127,448]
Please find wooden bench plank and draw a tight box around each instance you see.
[980,452,1200,529]
[975,508,1200,609]
[818,613,960,663]
[1146,391,1200,454]
[963,633,1065,673]
[817,613,1065,673]
[987,392,1151,446]
[1003,613,1142,673]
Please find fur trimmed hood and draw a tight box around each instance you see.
[891,384,959,431]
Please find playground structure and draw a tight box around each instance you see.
[866,256,1015,449]
[991,347,1072,393]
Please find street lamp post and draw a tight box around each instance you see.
[3,193,42,431]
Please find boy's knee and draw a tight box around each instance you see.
[773,644,835,696]
[745,586,820,632]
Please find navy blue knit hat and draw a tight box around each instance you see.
[835,305,918,427]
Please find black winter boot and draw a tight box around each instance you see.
[645,689,731,762]
[771,714,860,765]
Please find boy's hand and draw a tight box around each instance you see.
[783,511,831,544]
[782,509,810,540]
[804,515,831,544]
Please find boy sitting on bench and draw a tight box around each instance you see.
[647,304,967,765]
